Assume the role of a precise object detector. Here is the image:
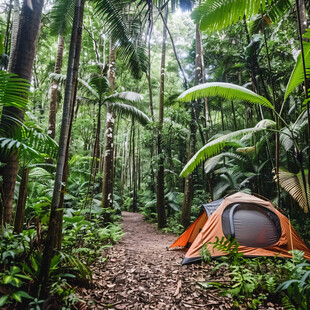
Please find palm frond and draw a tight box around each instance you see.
[284,38,310,101]
[277,169,310,212]
[92,0,148,79]
[0,119,58,160]
[178,82,274,110]
[179,119,275,178]
[0,71,30,109]
[107,102,150,125]
[50,0,75,36]
[192,0,263,32]
[267,0,292,23]
[113,91,143,102]
[193,0,291,32]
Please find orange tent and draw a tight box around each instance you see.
[170,192,310,264]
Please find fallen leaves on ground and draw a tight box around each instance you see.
[78,212,282,310]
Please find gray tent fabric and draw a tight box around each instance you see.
[202,199,224,217]
[222,203,281,247]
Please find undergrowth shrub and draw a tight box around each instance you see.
[199,237,309,309]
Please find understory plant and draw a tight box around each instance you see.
[199,237,309,309]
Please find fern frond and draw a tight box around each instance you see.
[178,82,274,110]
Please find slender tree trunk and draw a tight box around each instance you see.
[102,42,116,211]
[181,114,196,228]
[157,7,168,229]
[132,118,137,212]
[4,0,13,59]
[55,11,84,250]
[7,0,19,72]
[13,167,29,233]
[0,0,43,225]
[48,35,65,139]
[181,24,206,228]
[231,101,237,130]
[39,0,85,295]
[84,103,102,210]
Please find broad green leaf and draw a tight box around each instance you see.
[180,120,275,177]
[0,295,9,307]
[284,39,310,101]
[178,82,274,110]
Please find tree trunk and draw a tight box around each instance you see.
[39,0,85,296]
[55,10,84,250]
[156,7,168,229]
[181,115,196,229]
[13,167,29,233]
[132,118,137,212]
[4,0,13,59]
[7,0,20,72]
[181,24,206,229]
[48,35,65,139]
[102,42,116,211]
[0,0,43,225]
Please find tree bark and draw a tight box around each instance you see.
[14,167,29,233]
[0,0,43,225]
[101,42,116,211]
[181,114,196,229]
[39,0,84,295]
[156,7,168,229]
[48,35,65,139]
[4,0,13,59]
[7,0,20,72]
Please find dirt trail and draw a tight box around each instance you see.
[80,212,231,309]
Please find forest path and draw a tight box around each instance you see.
[80,212,231,309]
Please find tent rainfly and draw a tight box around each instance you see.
[170,192,310,264]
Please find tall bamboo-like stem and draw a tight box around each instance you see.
[261,10,281,206]
[157,6,168,229]
[39,0,85,295]
[132,117,137,212]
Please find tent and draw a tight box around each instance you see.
[170,192,310,264]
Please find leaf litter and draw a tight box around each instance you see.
[78,212,282,309]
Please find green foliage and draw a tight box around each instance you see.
[199,236,310,309]
[284,32,310,101]
[0,70,30,110]
[179,119,274,177]
[277,252,310,309]
[178,82,274,109]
